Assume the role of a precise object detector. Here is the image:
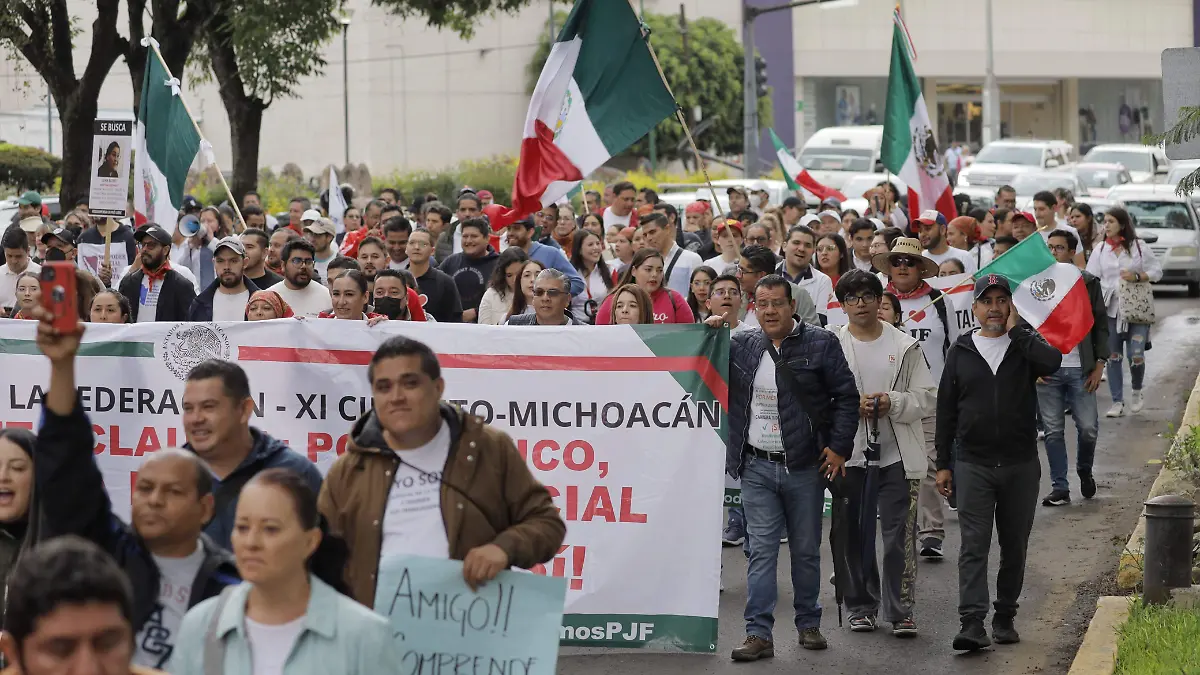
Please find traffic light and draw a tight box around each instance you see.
[754,55,768,98]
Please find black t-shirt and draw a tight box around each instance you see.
[438,251,499,317]
[415,266,463,323]
[248,269,284,290]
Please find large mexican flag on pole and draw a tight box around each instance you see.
[510,0,677,219]
[768,128,846,203]
[881,8,956,223]
[976,235,1093,353]
[133,43,206,231]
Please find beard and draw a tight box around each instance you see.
[219,273,242,288]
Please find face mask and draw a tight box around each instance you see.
[373,296,407,320]
[45,248,66,262]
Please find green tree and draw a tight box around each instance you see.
[525,10,770,163]
[1149,107,1200,196]
[371,0,533,38]
[0,143,62,191]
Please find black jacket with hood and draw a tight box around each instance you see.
[34,400,240,638]
[935,324,1062,471]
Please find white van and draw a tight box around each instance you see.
[796,126,884,193]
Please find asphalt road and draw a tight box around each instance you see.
[560,286,1200,675]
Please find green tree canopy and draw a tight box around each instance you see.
[525,10,771,162]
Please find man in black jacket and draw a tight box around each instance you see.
[187,236,260,322]
[31,305,239,670]
[1039,229,1108,506]
[118,223,196,322]
[935,275,1062,652]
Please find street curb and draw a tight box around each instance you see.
[1116,369,1200,590]
[1066,596,1129,675]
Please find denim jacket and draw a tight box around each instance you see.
[169,575,401,675]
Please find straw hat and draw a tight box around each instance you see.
[871,237,939,278]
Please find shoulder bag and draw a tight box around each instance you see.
[1118,242,1155,324]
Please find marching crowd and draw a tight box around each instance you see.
[0,176,1166,672]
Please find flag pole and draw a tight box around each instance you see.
[141,38,247,230]
[902,273,976,320]
[625,2,724,209]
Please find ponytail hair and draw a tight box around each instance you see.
[248,468,351,596]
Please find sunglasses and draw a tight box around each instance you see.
[891,256,920,268]
[532,288,566,298]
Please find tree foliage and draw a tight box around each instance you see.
[371,0,534,39]
[1147,106,1200,197]
[0,143,61,191]
[526,10,771,161]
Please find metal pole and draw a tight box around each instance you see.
[982,0,1000,145]
[642,0,657,173]
[742,3,758,178]
[342,25,350,166]
[1142,495,1195,605]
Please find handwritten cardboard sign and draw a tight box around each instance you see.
[374,555,567,675]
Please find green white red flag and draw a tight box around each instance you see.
[881,8,956,223]
[509,0,676,219]
[769,128,846,203]
[133,39,210,230]
[975,235,1093,353]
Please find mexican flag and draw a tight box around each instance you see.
[769,128,846,203]
[327,166,347,235]
[509,0,676,219]
[975,235,1093,353]
[881,9,956,223]
[133,40,208,231]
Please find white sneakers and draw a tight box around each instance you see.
[1130,390,1145,413]
[1106,402,1125,418]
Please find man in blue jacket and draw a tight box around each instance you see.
[32,306,240,670]
[727,274,860,661]
[504,216,585,296]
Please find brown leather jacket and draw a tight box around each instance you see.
[317,403,566,608]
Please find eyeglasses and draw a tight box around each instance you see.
[745,235,769,245]
[532,288,566,298]
[816,245,840,254]
[891,256,920,268]
[711,289,736,299]
[1048,244,1069,253]
[288,257,315,267]
[843,292,878,306]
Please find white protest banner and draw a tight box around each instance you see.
[88,119,133,217]
[374,555,567,674]
[0,319,726,652]
[823,272,977,335]
[77,243,130,282]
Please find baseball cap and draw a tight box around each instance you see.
[17,191,41,207]
[301,208,322,223]
[974,273,1012,300]
[508,216,535,230]
[18,216,42,233]
[798,214,821,228]
[685,201,710,215]
[135,223,173,246]
[820,196,842,210]
[782,196,805,210]
[715,218,744,236]
[213,236,246,256]
[915,209,947,226]
[868,217,886,231]
[181,195,202,212]
[726,185,749,199]
[304,217,337,236]
[477,190,493,201]
[41,227,76,246]
[694,188,711,202]
[747,180,769,194]
[1012,211,1036,225]
[817,209,841,221]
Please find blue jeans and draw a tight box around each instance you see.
[741,455,824,639]
[1106,318,1149,402]
[1037,367,1099,491]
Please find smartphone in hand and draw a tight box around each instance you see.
[39,262,78,332]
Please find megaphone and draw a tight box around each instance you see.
[178,214,202,238]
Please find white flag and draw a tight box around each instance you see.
[328,166,347,235]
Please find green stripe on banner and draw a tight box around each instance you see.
[560,614,717,651]
[632,325,728,444]
[0,339,155,358]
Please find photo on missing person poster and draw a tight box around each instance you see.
[88,119,132,217]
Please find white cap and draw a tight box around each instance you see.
[817,210,841,221]
[747,180,768,193]
[868,217,886,231]
[799,214,821,228]
[301,208,322,223]
[694,188,711,202]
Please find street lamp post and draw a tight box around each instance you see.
[339,12,353,166]
[982,0,1001,144]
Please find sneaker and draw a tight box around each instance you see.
[730,635,774,661]
[952,618,991,651]
[799,627,828,650]
[722,525,745,547]
[1042,490,1071,507]
[1106,402,1124,418]
[1130,390,1144,413]
[992,615,1021,644]
[848,615,877,632]
[892,617,918,637]
[1080,473,1097,499]
[919,538,944,559]
[1037,429,1046,441]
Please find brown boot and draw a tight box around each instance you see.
[731,635,775,661]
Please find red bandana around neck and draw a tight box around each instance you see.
[887,280,933,300]
[1106,236,1125,253]
[143,260,172,291]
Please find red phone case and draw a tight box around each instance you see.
[39,262,77,332]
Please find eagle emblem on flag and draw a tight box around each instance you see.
[911,125,945,179]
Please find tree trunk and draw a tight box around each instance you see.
[227,100,264,206]
[58,95,102,212]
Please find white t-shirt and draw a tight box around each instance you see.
[314,247,337,282]
[846,332,902,468]
[388,258,410,271]
[704,255,738,276]
[662,244,704,298]
[1039,224,1084,253]
[602,207,633,229]
[133,543,205,669]
[268,280,331,318]
[137,275,163,323]
[924,246,977,275]
[211,289,249,321]
[852,254,874,272]
[571,265,610,324]
[747,353,783,452]
[973,333,1012,375]
[897,292,956,381]
[0,261,38,311]
[380,420,452,560]
[1061,344,1082,369]
[246,616,306,675]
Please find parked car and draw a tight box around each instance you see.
[795,125,884,196]
[955,139,1075,192]
[1072,162,1133,198]
[1166,159,1200,189]
[1107,184,1200,296]
[1081,144,1170,184]
[1010,171,1085,202]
